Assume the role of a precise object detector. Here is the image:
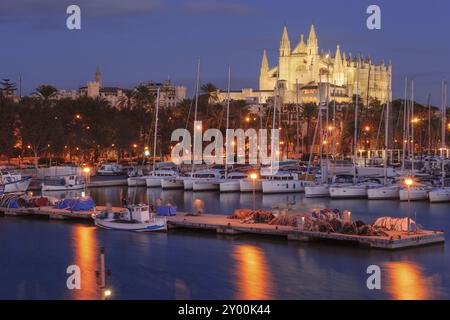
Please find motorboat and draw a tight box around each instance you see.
[261,171,314,194]
[0,171,32,194]
[41,175,85,192]
[92,204,167,232]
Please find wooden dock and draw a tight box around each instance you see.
[0,207,444,250]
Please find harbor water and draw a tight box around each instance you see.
[0,186,449,300]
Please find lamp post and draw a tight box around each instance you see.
[82,167,91,195]
[404,177,414,234]
[250,173,258,210]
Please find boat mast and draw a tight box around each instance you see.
[270,71,279,175]
[318,73,324,183]
[353,55,360,184]
[152,88,160,174]
[191,58,201,176]
[296,78,300,155]
[384,81,390,185]
[441,80,447,188]
[411,79,415,176]
[401,77,408,173]
[224,66,231,179]
[324,62,330,183]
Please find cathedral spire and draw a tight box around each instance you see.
[307,24,317,44]
[334,45,342,65]
[280,25,291,56]
[307,24,318,56]
[95,65,102,86]
[261,49,269,73]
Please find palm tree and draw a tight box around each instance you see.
[201,83,219,104]
[35,84,58,102]
[300,103,317,154]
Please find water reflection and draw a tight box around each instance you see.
[383,261,432,300]
[232,245,274,300]
[71,225,99,300]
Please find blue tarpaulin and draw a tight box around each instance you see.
[54,197,96,211]
[156,206,177,216]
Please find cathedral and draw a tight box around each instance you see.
[220,24,392,106]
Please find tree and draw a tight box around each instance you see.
[34,84,58,102]
[0,79,17,99]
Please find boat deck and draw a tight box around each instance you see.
[0,207,444,250]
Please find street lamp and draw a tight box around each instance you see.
[404,177,415,234]
[250,173,258,210]
[82,167,91,194]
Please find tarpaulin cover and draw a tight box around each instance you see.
[54,197,96,211]
[156,206,177,216]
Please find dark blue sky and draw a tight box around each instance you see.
[1,0,449,105]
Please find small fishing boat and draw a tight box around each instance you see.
[0,171,32,193]
[41,175,85,191]
[92,204,167,232]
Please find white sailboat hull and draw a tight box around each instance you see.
[329,185,368,199]
[429,188,450,203]
[399,188,429,201]
[183,179,194,190]
[193,179,220,191]
[127,177,147,187]
[220,180,241,192]
[240,179,263,192]
[367,186,400,200]
[146,177,162,188]
[304,185,330,198]
[262,180,313,194]
[161,178,184,189]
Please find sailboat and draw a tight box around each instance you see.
[368,80,400,199]
[330,56,379,199]
[429,80,450,203]
[399,80,429,201]
[305,71,331,197]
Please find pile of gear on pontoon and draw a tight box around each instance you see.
[229,208,418,236]
[0,193,96,212]
[0,193,54,209]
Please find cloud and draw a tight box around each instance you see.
[0,0,162,17]
[182,0,254,15]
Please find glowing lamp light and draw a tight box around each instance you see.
[133,144,137,148]
[104,289,112,298]
[144,150,150,156]
[328,126,333,131]
[83,167,91,174]
[404,178,414,187]
[250,173,258,180]
[364,126,370,132]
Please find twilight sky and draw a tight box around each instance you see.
[0,0,449,105]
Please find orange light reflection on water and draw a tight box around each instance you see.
[383,261,432,300]
[71,225,99,300]
[232,245,273,300]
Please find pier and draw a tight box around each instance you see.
[0,206,444,250]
